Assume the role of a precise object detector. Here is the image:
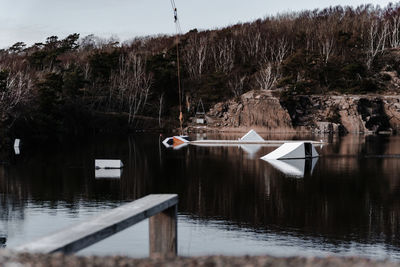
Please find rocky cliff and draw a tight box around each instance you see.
[189,90,400,134]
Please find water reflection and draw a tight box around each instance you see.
[263,158,318,178]
[240,145,262,158]
[95,169,122,179]
[1,134,400,258]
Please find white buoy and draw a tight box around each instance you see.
[14,139,21,155]
[95,159,123,169]
[14,139,20,148]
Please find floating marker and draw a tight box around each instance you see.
[14,139,20,148]
[14,139,21,155]
[95,159,123,169]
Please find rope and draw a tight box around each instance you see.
[170,0,183,134]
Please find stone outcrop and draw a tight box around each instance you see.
[198,90,400,134]
[205,90,295,132]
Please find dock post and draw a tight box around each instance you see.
[149,204,177,258]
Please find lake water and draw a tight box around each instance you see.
[1,133,400,260]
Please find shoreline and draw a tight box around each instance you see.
[1,251,398,267]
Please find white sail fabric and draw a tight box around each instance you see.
[240,130,264,142]
[261,142,319,160]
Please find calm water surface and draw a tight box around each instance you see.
[1,133,400,259]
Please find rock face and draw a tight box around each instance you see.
[207,90,294,132]
[203,90,400,134]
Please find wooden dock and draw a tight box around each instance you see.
[16,194,178,257]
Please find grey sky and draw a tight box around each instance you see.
[0,0,395,49]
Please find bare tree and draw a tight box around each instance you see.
[318,35,335,64]
[256,63,277,90]
[272,38,289,65]
[366,18,389,69]
[389,14,400,48]
[0,68,33,124]
[240,27,262,61]
[211,37,235,74]
[111,52,152,124]
[183,35,208,79]
[259,39,271,66]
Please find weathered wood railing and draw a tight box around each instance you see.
[16,194,178,257]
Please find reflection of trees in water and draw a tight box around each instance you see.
[0,135,153,212]
[175,136,400,247]
[0,165,25,221]
[2,134,400,247]
[119,135,151,199]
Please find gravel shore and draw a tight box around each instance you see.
[0,250,398,267]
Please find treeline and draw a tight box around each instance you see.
[1,3,400,138]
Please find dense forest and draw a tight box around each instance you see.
[2,3,400,140]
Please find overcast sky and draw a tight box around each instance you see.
[0,0,395,48]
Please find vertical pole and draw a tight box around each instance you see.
[149,205,177,258]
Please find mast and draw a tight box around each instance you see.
[170,0,183,135]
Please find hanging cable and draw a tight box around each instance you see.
[170,0,183,134]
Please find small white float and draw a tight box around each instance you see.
[14,139,20,148]
[14,139,20,155]
[95,159,123,169]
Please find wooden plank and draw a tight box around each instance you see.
[149,205,177,258]
[15,194,178,254]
